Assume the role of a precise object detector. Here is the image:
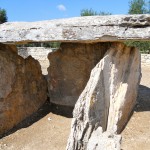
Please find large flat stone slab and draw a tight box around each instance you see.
[0,15,150,43]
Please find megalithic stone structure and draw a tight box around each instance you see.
[0,14,147,147]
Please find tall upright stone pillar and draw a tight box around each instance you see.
[66,42,141,150]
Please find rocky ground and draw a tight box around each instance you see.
[0,64,149,150]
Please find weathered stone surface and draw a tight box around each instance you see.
[66,42,141,150]
[0,43,47,135]
[67,126,121,150]
[141,54,150,65]
[18,47,52,75]
[0,15,150,43]
[87,127,121,150]
[47,42,109,106]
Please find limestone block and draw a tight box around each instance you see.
[141,54,150,65]
[0,43,47,135]
[47,43,109,106]
[87,127,121,150]
[66,42,141,150]
[1,15,150,43]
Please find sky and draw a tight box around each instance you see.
[0,0,130,22]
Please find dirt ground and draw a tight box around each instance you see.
[121,64,150,150]
[0,103,73,150]
[0,64,149,150]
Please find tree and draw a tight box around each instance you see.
[128,0,148,14]
[127,0,150,53]
[0,8,7,24]
[81,8,111,16]
[81,9,98,16]
[125,41,150,53]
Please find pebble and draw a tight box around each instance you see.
[48,117,52,121]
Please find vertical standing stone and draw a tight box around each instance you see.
[0,43,47,135]
[66,42,141,150]
[106,43,141,133]
[47,43,110,106]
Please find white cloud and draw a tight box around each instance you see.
[57,4,66,11]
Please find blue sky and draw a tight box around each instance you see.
[1,0,130,22]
